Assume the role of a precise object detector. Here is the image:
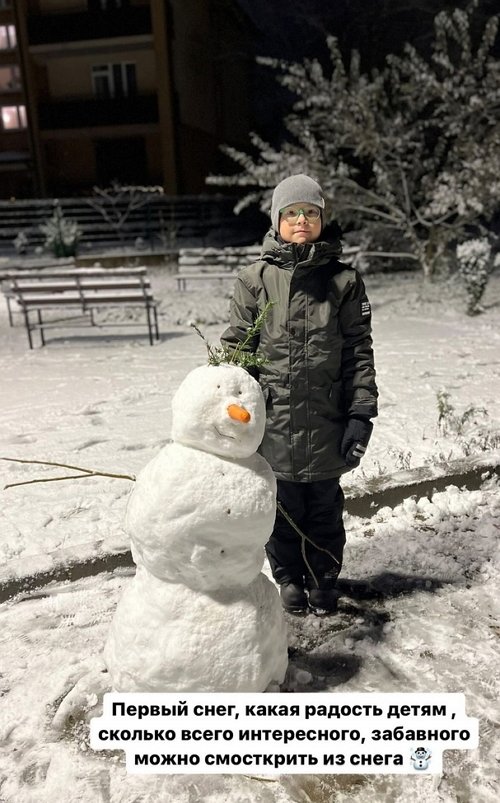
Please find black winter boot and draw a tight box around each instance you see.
[280,581,308,613]
[307,587,339,615]
[306,574,339,615]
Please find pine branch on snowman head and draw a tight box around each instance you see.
[191,300,275,368]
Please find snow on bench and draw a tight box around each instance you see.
[1,266,159,348]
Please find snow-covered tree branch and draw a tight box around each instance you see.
[208,2,500,279]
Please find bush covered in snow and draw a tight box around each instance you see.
[13,231,29,255]
[456,238,493,315]
[39,203,82,258]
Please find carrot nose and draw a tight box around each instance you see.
[227,404,251,423]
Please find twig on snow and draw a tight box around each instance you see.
[277,500,340,591]
[1,456,136,490]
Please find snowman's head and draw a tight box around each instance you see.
[171,364,266,458]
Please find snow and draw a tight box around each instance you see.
[1,266,500,801]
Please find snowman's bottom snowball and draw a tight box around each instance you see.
[104,567,288,693]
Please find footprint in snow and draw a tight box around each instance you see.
[120,443,146,451]
[76,403,107,416]
[74,439,109,452]
[5,433,37,444]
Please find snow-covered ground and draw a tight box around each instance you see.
[1,266,499,802]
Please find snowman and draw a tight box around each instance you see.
[104,362,288,693]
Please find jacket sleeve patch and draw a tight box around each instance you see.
[361,299,371,316]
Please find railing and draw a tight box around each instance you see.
[28,7,151,46]
[0,195,268,255]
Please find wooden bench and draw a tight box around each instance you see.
[2,267,160,348]
[175,271,238,292]
[176,245,261,291]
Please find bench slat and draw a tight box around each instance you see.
[12,279,151,292]
[0,267,148,283]
[19,292,155,306]
[176,272,237,291]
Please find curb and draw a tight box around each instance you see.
[0,549,134,604]
[344,462,500,518]
[1,457,498,604]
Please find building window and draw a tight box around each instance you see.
[1,105,27,130]
[100,0,125,8]
[92,63,136,99]
[88,1,128,11]
[0,25,16,50]
[0,65,21,92]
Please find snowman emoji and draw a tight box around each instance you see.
[410,746,432,770]
[104,362,288,693]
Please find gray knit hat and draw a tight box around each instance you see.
[270,174,325,232]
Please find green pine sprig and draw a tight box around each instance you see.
[192,300,275,368]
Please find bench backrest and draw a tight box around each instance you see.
[1,266,147,283]
[177,245,261,275]
[3,267,155,306]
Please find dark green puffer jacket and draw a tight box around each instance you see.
[220,229,378,482]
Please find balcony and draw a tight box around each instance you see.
[38,94,158,130]
[28,8,151,47]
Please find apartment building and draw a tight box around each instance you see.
[0,0,31,196]
[1,0,253,197]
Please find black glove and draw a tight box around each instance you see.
[341,417,373,467]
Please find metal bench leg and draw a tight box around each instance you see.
[153,305,160,340]
[146,306,153,346]
[37,309,45,346]
[23,309,34,349]
[6,296,14,327]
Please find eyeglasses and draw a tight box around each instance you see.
[280,205,321,224]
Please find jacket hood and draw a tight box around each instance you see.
[261,222,343,270]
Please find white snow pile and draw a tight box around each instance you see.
[1,480,499,802]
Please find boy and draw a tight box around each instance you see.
[220,174,378,614]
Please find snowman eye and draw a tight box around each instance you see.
[216,384,221,389]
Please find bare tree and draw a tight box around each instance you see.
[86,182,164,245]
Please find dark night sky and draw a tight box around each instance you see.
[233,0,499,141]
[235,0,497,65]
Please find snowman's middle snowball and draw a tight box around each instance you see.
[127,442,277,590]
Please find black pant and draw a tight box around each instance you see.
[265,478,346,588]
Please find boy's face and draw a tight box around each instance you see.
[279,203,322,244]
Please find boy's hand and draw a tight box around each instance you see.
[341,417,373,467]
